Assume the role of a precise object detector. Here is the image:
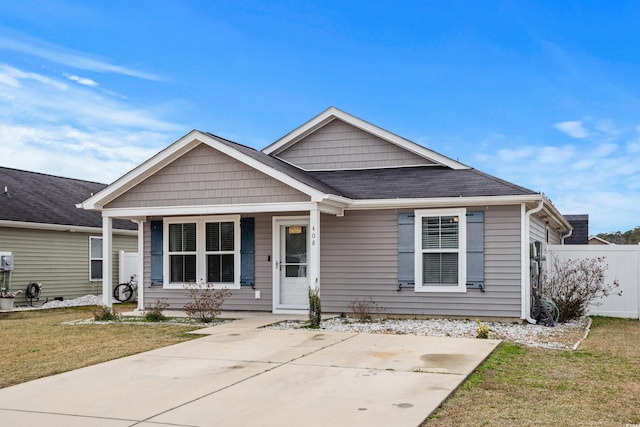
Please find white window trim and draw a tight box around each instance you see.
[89,236,103,282]
[414,208,467,293]
[163,215,241,290]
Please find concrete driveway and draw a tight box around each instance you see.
[0,313,499,427]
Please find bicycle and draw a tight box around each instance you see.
[113,274,138,302]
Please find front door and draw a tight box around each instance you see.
[274,218,309,311]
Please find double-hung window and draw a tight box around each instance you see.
[414,208,467,292]
[164,215,240,289]
[168,223,197,283]
[89,236,103,281]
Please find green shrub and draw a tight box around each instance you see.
[144,298,169,322]
[476,320,490,339]
[308,287,321,328]
[93,305,120,322]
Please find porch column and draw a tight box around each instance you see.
[136,220,145,311]
[102,216,113,307]
[309,205,320,292]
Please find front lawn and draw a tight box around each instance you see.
[0,305,201,388]
[424,317,640,426]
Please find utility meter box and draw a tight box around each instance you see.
[0,253,14,271]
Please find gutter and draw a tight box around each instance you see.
[0,219,137,236]
[522,200,544,324]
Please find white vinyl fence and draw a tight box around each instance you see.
[119,251,139,284]
[547,245,640,319]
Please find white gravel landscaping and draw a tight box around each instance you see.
[13,294,105,310]
[267,316,591,350]
[11,295,590,350]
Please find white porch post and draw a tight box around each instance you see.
[136,220,145,311]
[309,205,320,292]
[102,216,113,307]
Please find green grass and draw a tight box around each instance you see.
[424,317,640,426]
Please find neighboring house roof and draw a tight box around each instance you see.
[0,166,136,231]
[589,235,613,245]
[309,166,536,199]
[563,214,589,245]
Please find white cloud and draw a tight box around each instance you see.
[66,74,99,87]
[0,64,180,131]
[0,35,163,81]
[497,146,534,161]
[554,120,589,139]
[538,145,575,163]
[0,64,68,89]
[0,123,167,183]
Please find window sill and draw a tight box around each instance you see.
[163,283,240,290]
[414,285,467,293]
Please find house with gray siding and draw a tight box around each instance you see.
[81,107,571,321]
[0,167,137,306]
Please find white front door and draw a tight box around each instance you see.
[273,217,310,311]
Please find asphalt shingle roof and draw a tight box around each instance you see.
[208,133,344,195]
[0,167,137,230]
[308,166,537,199]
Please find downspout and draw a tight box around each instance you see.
[522,200,544,324]
[561,228,573,244]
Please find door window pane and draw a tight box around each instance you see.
[285,226,307,263]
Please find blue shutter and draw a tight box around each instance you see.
[466,211,484,289]
[397,212,415,289]
[150,220,163,286]
[240,217,255,286]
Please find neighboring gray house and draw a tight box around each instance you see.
[0,167,138,306]
[81,107,571,321]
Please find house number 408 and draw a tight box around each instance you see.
[311,226,316,246]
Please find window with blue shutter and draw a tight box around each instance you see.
[150,220,163,286]
[240,217,255,286]
[397,210,484,291]
[397,213,415,289]
[466,211,484,290]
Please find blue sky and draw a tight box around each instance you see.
[1,1,639,235]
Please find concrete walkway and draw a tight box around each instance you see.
[0,312,499,427]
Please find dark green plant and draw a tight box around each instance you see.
[93,305,120,322]
[348,296,385,322]
[184,282,231,323]
[144,298,169,322]
[308,287,321,328]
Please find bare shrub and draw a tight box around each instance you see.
[183,282,231,323]
[541,255,621,323]
[348,297,385,322]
